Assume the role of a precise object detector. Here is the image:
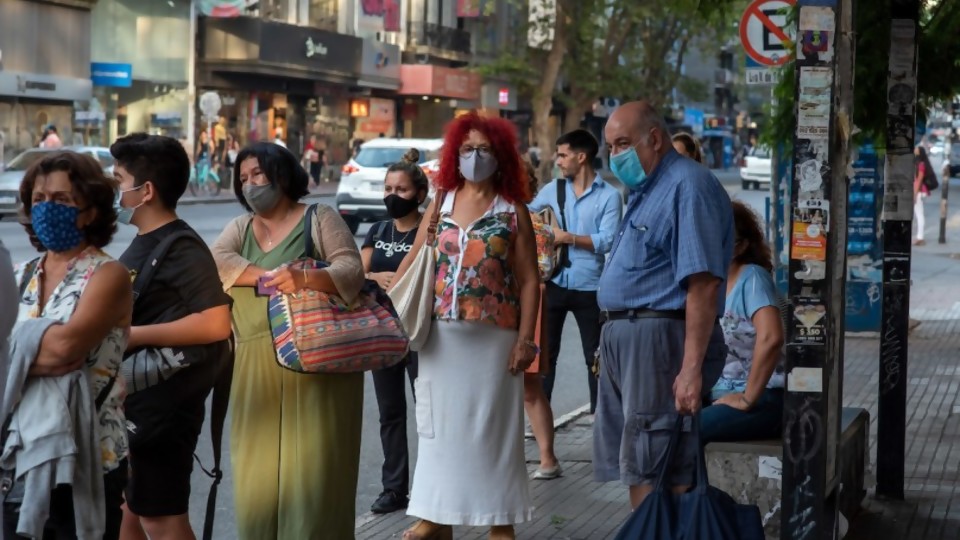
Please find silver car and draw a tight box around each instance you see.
[335,138,442,234]
[0,146,116,219]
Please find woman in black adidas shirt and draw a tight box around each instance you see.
[361,148,428,514]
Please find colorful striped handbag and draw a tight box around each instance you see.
[268,264,409,373]
[267,206,409,374]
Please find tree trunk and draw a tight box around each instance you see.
[531,1,567,186]
[562,99,591,134]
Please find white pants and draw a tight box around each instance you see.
[915,192,926,240]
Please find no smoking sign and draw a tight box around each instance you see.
[740,0,796,67]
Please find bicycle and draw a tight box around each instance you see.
[189,158,222,197]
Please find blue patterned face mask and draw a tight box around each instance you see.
[31,201,85,252]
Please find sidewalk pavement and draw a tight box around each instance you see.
[355,242,960,539]
[178,180,339,205]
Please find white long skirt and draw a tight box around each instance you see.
[407,320,534,526]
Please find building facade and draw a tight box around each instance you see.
[0,0,96,160]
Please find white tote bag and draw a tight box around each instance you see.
[388,192,445,351]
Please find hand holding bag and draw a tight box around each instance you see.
[387,191,445,351]
[613,415,765,540]
[267,204,409,373]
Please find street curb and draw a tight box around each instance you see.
[353,402,593,530]
[553,403,592,430]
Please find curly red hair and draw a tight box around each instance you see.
[435,112,530,204]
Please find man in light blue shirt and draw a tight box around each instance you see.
[593,102,733,509]
[529,129,622,414]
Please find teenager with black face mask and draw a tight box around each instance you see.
[360,147,428,514]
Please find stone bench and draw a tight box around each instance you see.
[705,407,870,539]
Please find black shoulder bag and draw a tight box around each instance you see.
[124,231,234,540]
[551,178,571,279]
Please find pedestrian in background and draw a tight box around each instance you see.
[595,101,732,509]
[39,125,63,149]
[523,160,561,481]
[212,142,364,540]
[528,129,621,416]
[110,134,233,540]
[361,148,428,515]
[672,132,706,164]
[700,200,785,444]
[391,113,539,540]
[914,145,934,246]
[9,151,132,538]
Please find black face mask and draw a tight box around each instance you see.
[384,194,421,219]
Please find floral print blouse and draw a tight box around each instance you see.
[15,247,129,473]
[433,192,521,330]
[711,264,785,400]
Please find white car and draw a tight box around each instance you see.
[335,138,442,233]
[0,146,115,219]
[740,146,772,191]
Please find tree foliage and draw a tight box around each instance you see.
[478,0,742,180]
[765,0,960,150]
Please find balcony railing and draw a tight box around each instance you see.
[408,21,471,55]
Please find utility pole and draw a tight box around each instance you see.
[781,0,854,538]
[877,0,920,500]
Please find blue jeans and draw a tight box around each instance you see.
[700,388,784,445]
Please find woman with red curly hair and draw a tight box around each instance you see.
[391,112,540,539]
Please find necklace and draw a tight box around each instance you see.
[258,208,294,247]
[385,217,421,258]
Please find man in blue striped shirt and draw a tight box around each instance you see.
[529,129,622,414]
[593,102,733,508]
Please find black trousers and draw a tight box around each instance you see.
[3,460,127,540]
[371,352,418,496]
[542,282,602,413]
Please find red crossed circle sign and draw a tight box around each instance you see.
[740,0,796,66]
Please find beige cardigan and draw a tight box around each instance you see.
[212,204,365,303]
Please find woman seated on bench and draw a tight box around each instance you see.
[701,200,785,444]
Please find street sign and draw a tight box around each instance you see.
[740,0,796,67]
[199,91,222,117]
[746,67,782,85]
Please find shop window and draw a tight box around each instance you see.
[308,0,338,31]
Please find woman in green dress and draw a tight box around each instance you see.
[212,142,365,539]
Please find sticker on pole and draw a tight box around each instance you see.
[739,0,796,67]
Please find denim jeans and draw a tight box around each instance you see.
[700,388,784,445]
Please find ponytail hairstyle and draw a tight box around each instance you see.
[672,132,705,164]
[386,148,430,202]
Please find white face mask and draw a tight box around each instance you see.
[459,149,499,183]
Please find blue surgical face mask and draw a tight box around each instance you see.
[31,201,85,252]
[610,147,647,189]
[114,184,145,226]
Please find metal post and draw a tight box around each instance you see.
[940,147,950,244]
[782,0,854,538]
[877,0,921,501]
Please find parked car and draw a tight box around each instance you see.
[335,138,442,234]
[739,146,772,190]
[0,146,115,219]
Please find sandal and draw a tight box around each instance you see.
[489,525,515,539]
[403,520,453,540]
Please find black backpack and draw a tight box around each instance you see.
[922,163,939,191]
[123,230,233,540]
